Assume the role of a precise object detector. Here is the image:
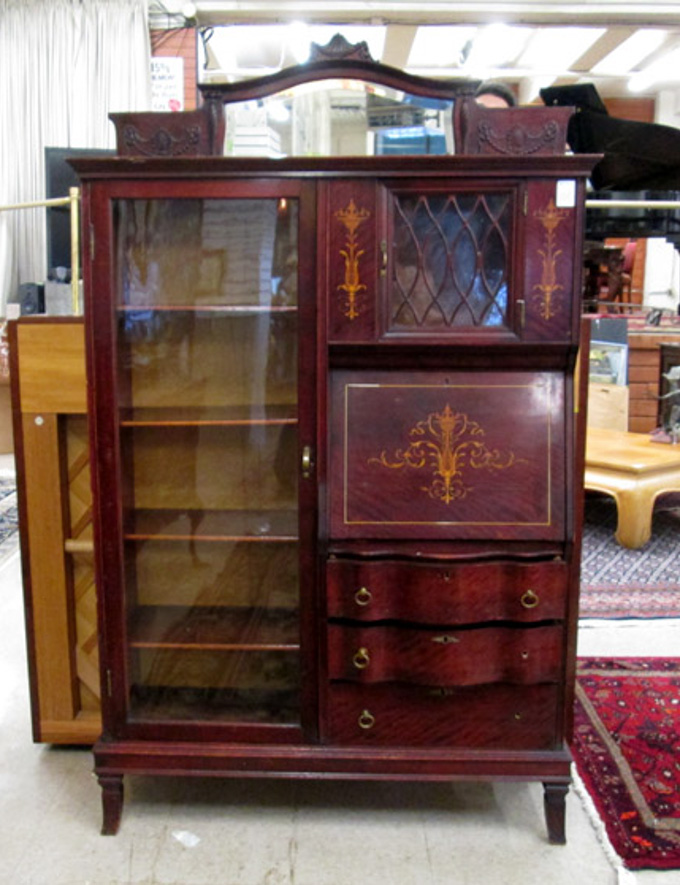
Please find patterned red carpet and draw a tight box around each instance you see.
[580,494,680,619]
[572,658,680,870]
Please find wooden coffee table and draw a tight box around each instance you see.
[584,426,680,548]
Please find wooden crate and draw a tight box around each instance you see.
[628,331,680,433]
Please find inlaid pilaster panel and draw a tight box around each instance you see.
[522,180,581,342]
[324,180,378,342]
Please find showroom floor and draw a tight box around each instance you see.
[1,453,680,885]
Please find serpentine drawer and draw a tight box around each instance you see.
[326,559,568,624]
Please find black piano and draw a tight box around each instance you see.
[540,84,680,250]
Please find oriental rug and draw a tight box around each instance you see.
[579,494,680,619]
[572,658,680,871]
[0,476,18,568]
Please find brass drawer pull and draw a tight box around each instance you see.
[432,635,459,645]
[358,709,376,730]
[354,586,372,607]
[353,647,371,670]
[520,589,539,609]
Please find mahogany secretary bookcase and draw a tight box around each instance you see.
[74,48,594,841]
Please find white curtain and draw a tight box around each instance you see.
[0,0,151,312]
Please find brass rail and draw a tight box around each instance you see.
[0,188,81,315]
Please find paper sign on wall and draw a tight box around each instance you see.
[151,57,184,112]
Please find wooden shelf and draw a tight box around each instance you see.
[129,685,299,724]
[129,605,300,651]
[124,508,299,542]
[119,404,298,427]
[118,304,298,314]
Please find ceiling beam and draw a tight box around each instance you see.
[381,24,418,67]
[570,25,636,71]
[190,1,680,29]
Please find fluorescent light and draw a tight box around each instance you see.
[518,27,605,75]
[408,25,477,67]
[629,46,680,92]
[208,25,287,72]
[288,21,310,64]
[463,23,532,75]
[592,30,668,76]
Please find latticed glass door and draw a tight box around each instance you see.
[387,188,514,333]
[112,190,306,731]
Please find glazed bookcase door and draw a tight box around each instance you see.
[92,184,314,740]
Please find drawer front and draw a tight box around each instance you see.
[325,683,560,748]
[327,559,567,623]
[328,623,563,686]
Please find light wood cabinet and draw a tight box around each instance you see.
[9,318,100,743]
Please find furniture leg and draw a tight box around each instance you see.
[99,774,124,835]
[613,490,654,549]
[543,782,568,844]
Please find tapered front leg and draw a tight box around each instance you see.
[543,781,569,844]
[99,774,124,835]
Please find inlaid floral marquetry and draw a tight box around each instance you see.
[335,199,371,320]
[369,404,522,504]
[533,198,569,321]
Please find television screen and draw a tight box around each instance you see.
[45,146,115,277]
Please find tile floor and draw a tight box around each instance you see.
[1,452,680,885]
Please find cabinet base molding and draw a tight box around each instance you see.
[94,739,572,840]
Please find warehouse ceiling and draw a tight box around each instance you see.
[150,1,680,101]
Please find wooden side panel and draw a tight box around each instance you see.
[329,370,566,540]
[17,321,86,414]
[12,319,100,743]
[21,414,77,727]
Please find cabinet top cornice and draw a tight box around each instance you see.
[70,153,600,181]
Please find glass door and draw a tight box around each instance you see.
[384,184,515,335]
[113,194,304,729]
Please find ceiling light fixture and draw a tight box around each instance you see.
[288,21,310,65]
[628,46,680,93]
[591,29,668,76]
[518,27,605,76]
[408,25,477,68]
[462,23,530,76]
